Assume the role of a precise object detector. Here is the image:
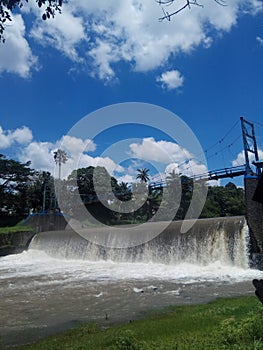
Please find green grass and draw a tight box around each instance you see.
[10,296,263,350]
[0,226,33,234]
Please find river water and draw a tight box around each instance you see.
[1,218,263,347]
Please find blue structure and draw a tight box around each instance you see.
[240,117,263,268]
[240,116,262,178]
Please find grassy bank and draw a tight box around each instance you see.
[0,226,33,234]
[10,296,262,350]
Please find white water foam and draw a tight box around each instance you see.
[1,217,263,288]
[0,249,262,287]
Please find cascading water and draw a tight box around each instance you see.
[1,216,263,348]
[29,216,250,268]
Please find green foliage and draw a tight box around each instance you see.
[26,171,55,212]
[0,152,246,226]
[0,154,34,217]
[0,225,32,234]
[201,182,245,218]
[136,168,150,183]
[219,307,263,348]
[0,0,63,43]
[12,297,262,350]
[113,330,146,350]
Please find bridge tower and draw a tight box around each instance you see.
[241,116,261,177]
[240,117,263,268]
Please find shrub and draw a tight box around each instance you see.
[113,330,146,350]
[219,308,263,347]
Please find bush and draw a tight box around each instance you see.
[219,307,263,348]
[113,330,146,350]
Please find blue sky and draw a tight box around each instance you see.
[0,0,263,187]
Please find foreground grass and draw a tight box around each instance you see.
[11,296,263,350]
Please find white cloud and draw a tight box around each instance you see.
[58,135,96,156]
[89,39,118,80]
[8,0,260,80]
[0,125,33,149]
[129,137,207,177]
[165,160,207,178]
[116,174,134,185]
[157,70,184,90]
[256,36,263,46]
[232,149,263,167]
[30,6,87,62]
[130,137,192,164]
[15,131,123,179]
[19,141,55,170]
[0,14,38,77]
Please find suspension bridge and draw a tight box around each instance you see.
[149,117,263,267]
[150,117,262,188]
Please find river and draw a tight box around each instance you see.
[1,217,263,347]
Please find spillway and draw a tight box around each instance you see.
[29,216,249,268]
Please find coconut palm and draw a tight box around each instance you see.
[166,169,180,185]
[54,149,68,180]
[136,168,150,183]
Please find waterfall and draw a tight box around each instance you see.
[29,216,249,267]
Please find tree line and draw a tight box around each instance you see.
[0,153,245,227]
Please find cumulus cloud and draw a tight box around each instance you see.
[69,0,262,80]
[130,137,191,164]
[256,36,263,46]
[19,141,55,170]
[0,14,38,77]
[0,125,33,149]
[232,149,263,167]
[58,135,96,156]
[165,160,207,178]
[30,6,87,62]
[129,137,207,177]
[7,129,208,181]
[3,0,259,80]
[15,131,123,179]
[157,70,184,90]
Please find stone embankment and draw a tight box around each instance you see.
[0,230,35,257]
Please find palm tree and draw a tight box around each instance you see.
[54,149,68,180]
[136,168,150,183]
[166,169,180,186]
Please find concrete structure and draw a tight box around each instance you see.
[22,212,68,233]
[0,230,35,256]
[244,177,263,269]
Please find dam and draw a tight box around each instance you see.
[1,216,263,347]
[30,217,249,266]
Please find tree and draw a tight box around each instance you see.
[136,168,150,183]
[26,171,55,212]
[0,153,34,218]
[54,149,68,180]
[65,166,120,224]
[0,0,63,43]
[157,0,227,21]
[201,182,245,218]
[115,181,132,202]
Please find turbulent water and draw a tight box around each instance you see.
[1,216,263,347]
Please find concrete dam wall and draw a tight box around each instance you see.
[30,216,249,267]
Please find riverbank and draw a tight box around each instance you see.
[0,228,35,256]
[7,295,262,350]
[0,276,261,349]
